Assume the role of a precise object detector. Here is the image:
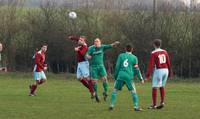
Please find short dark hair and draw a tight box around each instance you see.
[80,36,86,41]
[153,39,161,48]
[125,44,133,52]
[41,43,48,47]
[80,36,86,39]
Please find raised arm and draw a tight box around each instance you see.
[67,36,79,43]
[111,41,120,48]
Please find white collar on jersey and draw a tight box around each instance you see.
[38,50,42,54]
[126,52,132,54]
[152,48,165,54]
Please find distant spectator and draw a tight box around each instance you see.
[0,42,7,72]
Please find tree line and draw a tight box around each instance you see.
[0,1,199,78]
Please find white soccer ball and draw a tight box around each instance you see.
[68,11,77,19]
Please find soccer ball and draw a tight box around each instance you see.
[68,11,77,19]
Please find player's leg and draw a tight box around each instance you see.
[100,66,109,101]
[126,81,142,111]
[92,79,100,102]
[38,71,47,85]
[84,76,95,97]
[29,82,38,96]
[87,79,95,97]
[109,80,124,110]
[148,70,160,109]
[101,76,108,101]
[29,72,40,96]
[91,67,100,102]
[157,69,169,109]
[30,71,47,96]
[82,61,95,97]
[77,63,89,89]
[109,89,117,111]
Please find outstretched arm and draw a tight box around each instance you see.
[111,41,120,48]
[66,36,79,43]
[102,41,120,51]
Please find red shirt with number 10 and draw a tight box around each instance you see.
[146,48,171,78]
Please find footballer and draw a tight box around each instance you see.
[29,44,48,96]
[109,44,144,111]
[86,38,120,102]
[68,36,95,98]
[146,39,172,109]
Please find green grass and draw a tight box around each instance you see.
[0,72,200,119]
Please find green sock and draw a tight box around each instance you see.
[110,91,117,107]
[94,83,98,95]
[103,81,108,94]
[131,92,139,108]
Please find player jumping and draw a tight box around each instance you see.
[68,36,95,98]
[146,39,172,109]
[86,38,120,102]
[29,44,48,96]
[109,44,144,111]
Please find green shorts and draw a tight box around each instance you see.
[114,80,136,91]
[90,65,107,80]
[114,71,136,91]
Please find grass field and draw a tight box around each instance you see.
[0,72,200,119]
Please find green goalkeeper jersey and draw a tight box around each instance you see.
[114,52,143,81]
[87,44,112,66]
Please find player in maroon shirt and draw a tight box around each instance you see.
[68,36,95,98]
[29,44,48,96]
[146,39,172,109]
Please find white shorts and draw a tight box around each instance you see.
[152,68,169,88]
[76,61,90,79]
[34,71,47,80]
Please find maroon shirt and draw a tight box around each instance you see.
[69,36,88,62]
[34,50,46,72]
[146,48,171,79]
[76,44,88,62]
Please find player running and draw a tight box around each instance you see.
[68,36,95,98]
[86,38,120,102]
[29,44,48,96]
[146,39,172,109]
[109,44,144,111]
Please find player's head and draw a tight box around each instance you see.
[94,38,101,48]
[153,39,162,48]
[0,42,3,52]
[41,43,48,53]
[125,44,133,52]
[78,36,86,45]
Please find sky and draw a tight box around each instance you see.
[182,0,200,5]
[22,0,200,7]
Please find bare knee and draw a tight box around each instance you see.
[101,76,107,81]
[92,79,98,84]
